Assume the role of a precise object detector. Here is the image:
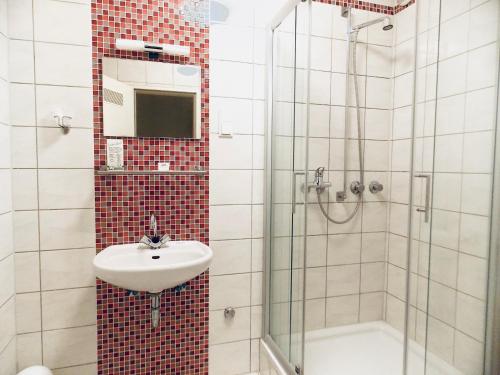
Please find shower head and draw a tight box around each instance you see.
[351,16,393,33]
[382,17,394,31]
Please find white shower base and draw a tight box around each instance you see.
[304,321,463,375]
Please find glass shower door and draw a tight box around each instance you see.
[268,2,309,371]
[408,0,500,374]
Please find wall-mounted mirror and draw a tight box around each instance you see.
[102,57,201,139]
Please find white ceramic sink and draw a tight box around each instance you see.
[93,241,213,293]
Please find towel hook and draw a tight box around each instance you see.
[53,113,72,133]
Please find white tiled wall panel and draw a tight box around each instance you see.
[7,0,97,372]
[0,0,16,370]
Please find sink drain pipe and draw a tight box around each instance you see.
[150,292,161,328]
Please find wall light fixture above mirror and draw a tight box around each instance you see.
[102,57,202,139]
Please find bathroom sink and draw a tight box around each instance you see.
[93,241,213,293]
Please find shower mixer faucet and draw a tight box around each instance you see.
[308,167,332,193]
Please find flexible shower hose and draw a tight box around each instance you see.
[316,30,364,225]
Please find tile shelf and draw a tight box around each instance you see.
[96,167,207,176]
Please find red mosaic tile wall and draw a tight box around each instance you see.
[92,0,209,373]
[314,0,416,15]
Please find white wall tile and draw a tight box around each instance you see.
[43,325,97,369]
[37,127,94,168]
[468,0,499,49]
[209,170,252,205]
[0,297,15,352]
[34,42,92,87]
[210,273,251,310]
[0,79,9,125]
[460,214,489,258]
[326,264,360,296]
[40,248,95,290]
[457,253,487,299]
[34,0,91,45]
[361,233,386,263]
[11,126,37,168]
[310,37,332,71]
[0,169,12,214]
[52,363,97,375]
[360,262,385,293]
[461,174,491,215]
[438,14,469,60]
[39,209,95,250]
[210,25,253,63]
[0,34,8,81]
[427,316,454,363]
[432,173,461,211]
[36,85,93,128]
[0,0,6,37]
[210,135,253,170]
[38,169,94,209]
[209,239,252,276]
[210,60,253,98]
[12,169,38,210]
[311,2,332,37]
[210,205,251,241]
[462,131,493,173]
[17,332,42,370]
[467,43,497,91]
[7,0,33,40]
[209,340,250,375]
[456,292,486,341]
[306,235,327,268]
[210,97,253,135]
[435,94,465,135]
[325,295,359,327]
[0,255,15,307]
[360,292,384,322]
[367,45,393,78]
[15,292,41,334]
[0,212,13,259]
[305,267,326,299]
[454,331,484,375]
[437,54,467,98]
[8,39,34,83]
[428,281,456,325]
[433,134,463,173]
[13,210,39,252]
[0,124,11,168]
[42,287,96,329]
[9,83,36,126]
[310,70,331,105]
[15,252,40,293]
[209,306,250,345]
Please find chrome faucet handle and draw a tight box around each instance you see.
[139,234,170,249]
[140,235,153,247]
[150,214,158,238]
[315,166,325,178]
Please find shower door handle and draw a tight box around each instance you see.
[292,171,305,214]
[414,174,431,223]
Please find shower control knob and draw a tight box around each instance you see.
[350,181,365,195]
[369,181,384,194]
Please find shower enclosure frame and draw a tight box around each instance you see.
[263,1,309,374]
[262,0,500,374]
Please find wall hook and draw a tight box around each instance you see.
[54,113,72,133]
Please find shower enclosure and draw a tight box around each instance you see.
[263,0,500,374]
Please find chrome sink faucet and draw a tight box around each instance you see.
[140,214,171,249]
